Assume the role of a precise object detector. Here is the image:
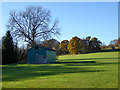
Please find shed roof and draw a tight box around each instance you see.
[28,46,56,52]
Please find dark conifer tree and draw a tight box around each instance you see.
[2,31,18,64]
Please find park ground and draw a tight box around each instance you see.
[2,49,119,88]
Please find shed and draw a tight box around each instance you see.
[27,46,56,64]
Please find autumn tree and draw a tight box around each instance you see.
[59,40,69,54]
[7,6,60,47]
[89,37,101,52]
[68,36,81,54]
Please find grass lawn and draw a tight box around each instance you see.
[2,50,119,88]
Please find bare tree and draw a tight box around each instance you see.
[7,6,60,47]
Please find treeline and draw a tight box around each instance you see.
[100,37,120,49]
[41,36,120,55]
[58,36,101,55]
[40,36,102,55]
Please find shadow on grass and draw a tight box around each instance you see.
[57,57,118,61]
[53,61,96,64]
[64,62,119,67]
[59,57,119,66]
[2,63,107,82]
[57,57,118,65]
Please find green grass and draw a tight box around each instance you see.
[2,50,119,88]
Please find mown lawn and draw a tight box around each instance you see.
[2,50,118,88]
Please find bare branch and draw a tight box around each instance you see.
[7,6,60,47]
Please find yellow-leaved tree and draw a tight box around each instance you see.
[68,36,81,54]
[59,40,69,54]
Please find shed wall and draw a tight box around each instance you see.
[34,48,46,64]
[46,50,56,63]
[27,48,35,64]
[27,47,56,64]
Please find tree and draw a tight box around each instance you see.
[85,36,91,41]
[117,37,120,46]
[109,39,118,47]
[59,40,69,54]
[100,42,107,50]
[14,42,19,62]
[89,37,101,52]
[18,48,27,63]
[7,6,60,47]
[68,36,81,54]
[80,39,89,53]
[79,36,92,53]
[2,31,18,64]
[110,39,117,45]
[42,39,60,50]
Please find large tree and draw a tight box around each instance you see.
[68,36,81,54]
[89,37,101,52]
[59,40,69,54]
[7,6,60,47]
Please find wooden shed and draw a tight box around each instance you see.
[27,46,56,64]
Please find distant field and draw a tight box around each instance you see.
[2,50,118,88]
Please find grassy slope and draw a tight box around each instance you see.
[2,51,118,88]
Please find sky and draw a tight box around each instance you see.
[1,2,118,45]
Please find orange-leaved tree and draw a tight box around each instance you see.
[59,40,69,54]
[68,36,81,54]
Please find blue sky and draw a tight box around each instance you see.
[1,2,118,45]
